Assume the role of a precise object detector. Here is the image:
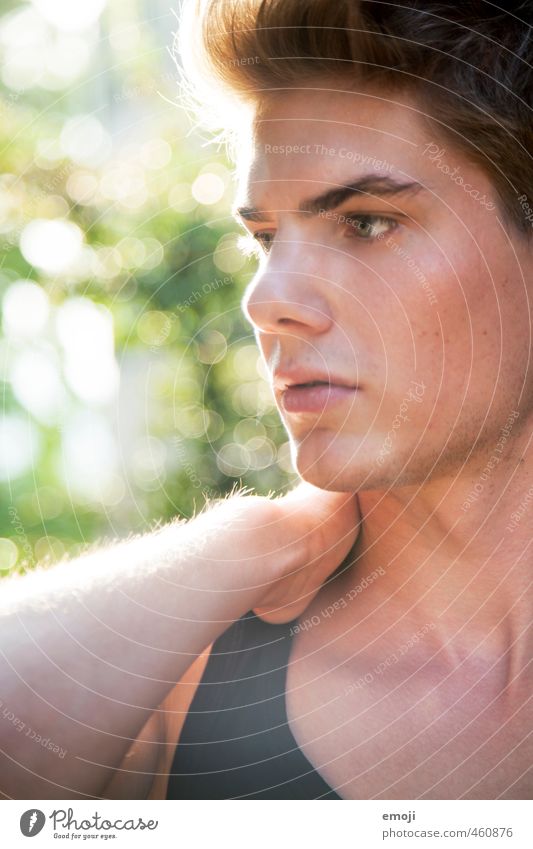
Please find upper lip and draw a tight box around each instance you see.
[273,368,358,391]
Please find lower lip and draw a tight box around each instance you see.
[281,384,358,414]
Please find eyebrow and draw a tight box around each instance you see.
[234,174,426,222]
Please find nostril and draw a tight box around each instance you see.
[242,281,332,335]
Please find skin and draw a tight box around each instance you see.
[7,82,530,799]
[0,486,358,799]
[236,82,533,639]
[231,83,533,797]
[101,82,533,800]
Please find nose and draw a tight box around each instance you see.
[242,260,333,336]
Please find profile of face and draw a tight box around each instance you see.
[236,85,533,492]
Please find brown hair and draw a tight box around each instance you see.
[179,0,533,236]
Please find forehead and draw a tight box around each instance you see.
[257,86,424,147]
[236,86,493,208]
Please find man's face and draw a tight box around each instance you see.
[235,85,533,491]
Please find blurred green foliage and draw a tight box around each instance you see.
[0,0,295,577]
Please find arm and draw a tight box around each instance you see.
[102,647,212,800]
[0,486,359,799]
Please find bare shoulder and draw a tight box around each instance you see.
[103,647,212,800]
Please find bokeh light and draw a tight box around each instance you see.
[192,172,225,206]
[20,219,84,275]
[0,0,293,574]
[32,0,108,33]
[0,414,41,482]
[2,281,50,338]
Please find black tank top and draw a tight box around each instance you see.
[166,610,341,799]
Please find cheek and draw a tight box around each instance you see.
[433,249,508,373]
[364,245,482,372]
[331,270,439,379]
[330,246,484,407]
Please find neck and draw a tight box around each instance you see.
[355,419,533,660]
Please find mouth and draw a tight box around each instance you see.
[274,373,359,414]
[290,380,331,388]
[272,365,359,415]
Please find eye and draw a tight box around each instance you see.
[253,230,276,253]
[344,214,397,241]
[237,231,275,260]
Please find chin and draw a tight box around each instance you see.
[290,430,429,492]
[290,432,369,491]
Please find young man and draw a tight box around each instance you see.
[159,0,533,799]
[2,0,532,800]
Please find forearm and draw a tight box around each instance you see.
[0,495,296,799]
